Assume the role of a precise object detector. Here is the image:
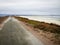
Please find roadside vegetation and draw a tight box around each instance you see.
[15,16,60,45]
[0,16,8,24]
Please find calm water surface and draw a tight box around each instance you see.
[20,15,60,25]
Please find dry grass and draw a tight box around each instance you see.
[14,16,60,34]
[14,16,60,45]
[0,16,8,24]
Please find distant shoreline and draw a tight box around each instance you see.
[20,16,60,25]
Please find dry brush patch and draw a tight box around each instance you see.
[0,16,8,24]
[14,16,60,45]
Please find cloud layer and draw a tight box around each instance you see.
[0,0,60,15]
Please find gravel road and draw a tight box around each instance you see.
[0,17,44,45]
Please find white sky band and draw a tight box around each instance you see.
[0,0,60,15]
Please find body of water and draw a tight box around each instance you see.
[20,15,60,25]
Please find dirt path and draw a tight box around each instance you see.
[21,22,54,45]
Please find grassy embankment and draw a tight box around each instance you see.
[15,16,60,45]
[0,16,8,24]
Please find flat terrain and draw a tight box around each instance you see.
[15,16,60,45]
[0,18,44,45]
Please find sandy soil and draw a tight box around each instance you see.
[21,22,55,45]
[0,17,10,29]
[0,23,3,27]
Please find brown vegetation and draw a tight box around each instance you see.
[14,16,60,45]
[14,16,60,34]
[0,16,8,24]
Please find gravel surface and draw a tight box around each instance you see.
[0,18,44,45]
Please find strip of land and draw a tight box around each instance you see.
[0,17,44,45]
[14,16,60,45]
[0,16,8,29]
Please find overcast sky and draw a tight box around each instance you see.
[0,0,60,15]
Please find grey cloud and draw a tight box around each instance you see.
[0,0,60,15]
